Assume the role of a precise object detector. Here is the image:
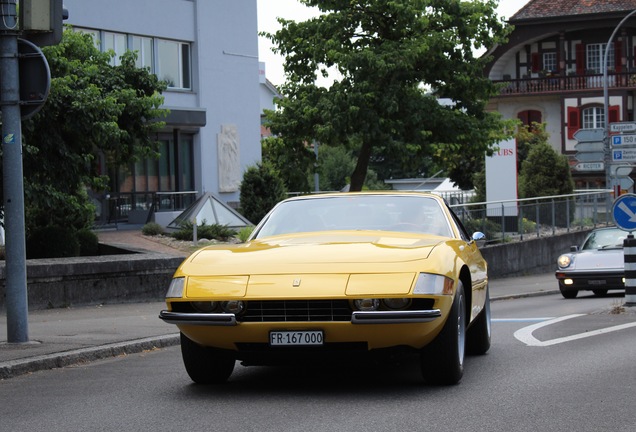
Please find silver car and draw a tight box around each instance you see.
[555,227,626,298]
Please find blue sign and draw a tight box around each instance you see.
[612,194,636,231]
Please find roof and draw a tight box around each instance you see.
[510,0,636,21]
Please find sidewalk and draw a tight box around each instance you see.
[0,227,558,380]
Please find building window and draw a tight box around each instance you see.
[586,43,614,74]
[157,39,191,89]
[131,35,153,71]
[103,31,127,66]
[543,52,557,73]
[582,106,605,129]
[517,110,542,128]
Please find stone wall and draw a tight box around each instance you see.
[0,229,593,311]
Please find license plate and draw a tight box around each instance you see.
[588,280,606,285]
[269,330,323,346]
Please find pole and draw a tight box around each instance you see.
[624,234,636,306]
[603,9,636,191]
[1,1,29,342]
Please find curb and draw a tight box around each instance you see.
[0,333,180,380]
[491,290,559,302]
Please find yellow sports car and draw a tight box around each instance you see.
[159,192,490,385]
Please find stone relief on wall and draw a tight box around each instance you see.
[217,124,241,192]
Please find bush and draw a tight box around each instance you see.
[27,226,80,259]
[239,162,287,225]
[172,220,237,242]
[77,228,99,256]
[237,226,254,242]
[142,222,165,236]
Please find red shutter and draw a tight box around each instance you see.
[568,106,580,139]
[609,105,620,124]
[615,40,623,73]
[531,52,541,73]
[576,44,585,75]
[517,111,529,126]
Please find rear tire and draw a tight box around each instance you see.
[180,333,235,384]
[466,286,491,355]
[421,281,466,385]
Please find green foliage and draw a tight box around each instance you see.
[77,228,100,256]
[463,218,501,240]
[519,138,574,227]
[239,162,287,224]
[520,217,537,234]
[0,29,168,241]
[171,220,237,241]
[237,226,255,243]
[27,226,80,259]
[263,0,515,191]
[262,135,314,193]
[142,222,165,236]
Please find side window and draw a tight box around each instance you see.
[447,205,471,241]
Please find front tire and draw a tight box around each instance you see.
[180,333,236,384]
[421,281,466,385]
[559,286,578,299]
[466,286,491,355]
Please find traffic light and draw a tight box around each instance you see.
[20,0,68,46]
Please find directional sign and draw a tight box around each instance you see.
[612,134,636,146]
[612,148,636,162]
[612,194,636,231]
[574,162,604,171]
[574,141,604,152]
[610,122,636,133]
[573,128,605,142]
[576,151,604,162]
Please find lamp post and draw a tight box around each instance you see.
[603,9,636,191]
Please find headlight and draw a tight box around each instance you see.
[166,277,185,298]
[383,298,410,310]
[557,254,573,269]
[413,273,454,295]
[354,299,380,311]
[191,301,218,313]
[221,300,245,314]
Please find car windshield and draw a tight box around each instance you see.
[253,195,454,239]
[581,229,626,250]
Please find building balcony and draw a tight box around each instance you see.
[493,71,636,96]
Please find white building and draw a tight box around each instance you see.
[64,0,262,225]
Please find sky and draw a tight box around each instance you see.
[257,0,532,86]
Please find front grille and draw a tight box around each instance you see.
[240,300,352,322]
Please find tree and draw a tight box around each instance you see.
[0,29,167,239]
[263,0,515,191]
[239,162,288,224]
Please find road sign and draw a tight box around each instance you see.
[610,122,636,133]
[574,141,604,152]
[612,148,636,162]
[612,134,636,146]
[576,151,604,162]
[574,162,604,171]
[573,128,605,142]
[612,194,636,231]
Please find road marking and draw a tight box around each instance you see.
[493,318,554,323]
[514,314,636,346]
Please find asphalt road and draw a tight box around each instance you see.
[0,291,634,432]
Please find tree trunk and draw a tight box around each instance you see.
[349,140,373,191]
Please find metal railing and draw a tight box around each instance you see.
[449,190,614,244]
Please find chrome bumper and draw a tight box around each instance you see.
[159,309,442,326]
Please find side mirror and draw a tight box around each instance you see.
[570,245,579,252]
[472,231,486,248]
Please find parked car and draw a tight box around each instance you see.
[159,192,490,385]
[555,226,627,299]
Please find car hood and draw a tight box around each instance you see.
[180,232,443,276]
[572,248,624,270]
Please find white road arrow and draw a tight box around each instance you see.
[618,201,636,222]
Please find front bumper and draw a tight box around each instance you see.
[159,308,441,326]
[555,270,624,290]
